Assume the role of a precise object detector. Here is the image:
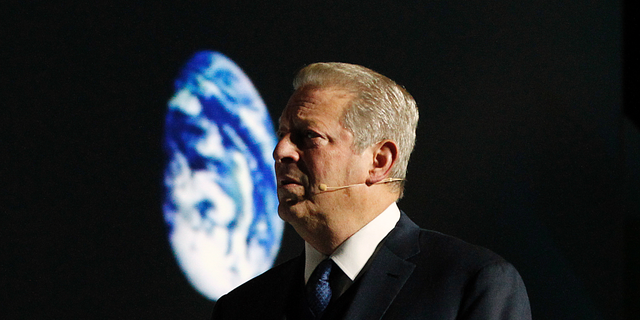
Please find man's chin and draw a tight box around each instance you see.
[277,200,308,222]
[277,188,305,204]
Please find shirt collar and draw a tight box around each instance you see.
[304,202,401,283]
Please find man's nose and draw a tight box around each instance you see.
[273,133,300,163]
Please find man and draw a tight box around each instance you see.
[211,62,532,319]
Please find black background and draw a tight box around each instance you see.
[4,1,637,319]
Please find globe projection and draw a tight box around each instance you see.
[163,51,283,300]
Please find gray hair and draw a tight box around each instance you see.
[292,62,419,196]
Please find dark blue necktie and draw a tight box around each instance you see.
[306,259,334,318]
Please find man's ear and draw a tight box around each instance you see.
[367,140,398,185]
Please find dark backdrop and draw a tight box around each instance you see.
[5,1,637,319]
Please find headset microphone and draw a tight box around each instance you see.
[317,178,404,192]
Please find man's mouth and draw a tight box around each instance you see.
[276,177,306,204]
[277,176,303,187]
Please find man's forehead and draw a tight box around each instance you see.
[279,87,354,124]
[277,112,315,128]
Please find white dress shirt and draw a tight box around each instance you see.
[304,202,401,296]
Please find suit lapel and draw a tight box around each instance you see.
[341,212,421,320]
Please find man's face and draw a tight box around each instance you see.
[273,87,372,231]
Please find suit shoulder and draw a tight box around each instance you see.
[403,229,531,319]
[416,228,510,271]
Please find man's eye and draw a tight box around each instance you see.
[304,130,319,139]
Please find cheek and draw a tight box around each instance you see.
[301,153,332,181]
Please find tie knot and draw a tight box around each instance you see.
[312,259,333,282]
[307,259,334,318]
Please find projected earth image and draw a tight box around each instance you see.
[163,51,283,300]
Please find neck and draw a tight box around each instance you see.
[297,189,398,255]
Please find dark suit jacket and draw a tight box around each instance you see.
[211,212,532,319]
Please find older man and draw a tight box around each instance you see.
[211,63,531,319]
